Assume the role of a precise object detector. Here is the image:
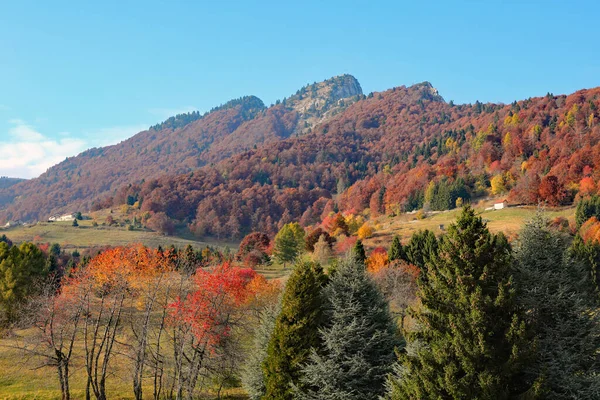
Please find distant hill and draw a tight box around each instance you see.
[0,75,363,222]
[0,177,25,189]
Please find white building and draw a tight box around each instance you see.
[494,200,508,210]
[49,213,77,222]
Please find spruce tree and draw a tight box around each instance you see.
[404,229,437,270]
[297,257,400,400]
[352,239,366,265]
[262,261,327,399]
[242,299,282,400]
[389,206,531,399]
[388,235,406,262]
[515,214,600,398]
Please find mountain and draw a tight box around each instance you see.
[0,75,363,222]
[2,77,599,241]
[93,82,600,239]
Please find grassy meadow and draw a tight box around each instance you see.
[363,202,575,249]
[1,213,237,254]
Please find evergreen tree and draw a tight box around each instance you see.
[389,206,531,399]
[388,235,406,262]
[569,234,600,295]
[273,223,305,267]
[515,214,600,398]
[404,229,437,270]
[297,257,400,400]
[0,242,49,324]
[262,261,327,399]
[242,299,283,400]
[352,239,366,265]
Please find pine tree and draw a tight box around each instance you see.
[389,206,531,399]
[514,213,600,398]
[262,261,327,399]
[242,299,282,400]
[297,257,400,400]
[388,235,406,262]
[352,239,366,265]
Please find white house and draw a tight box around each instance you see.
[49,213,77,222]
[494,200,508,210]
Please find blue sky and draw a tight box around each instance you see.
[1,0,599,178]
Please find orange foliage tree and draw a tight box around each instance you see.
[366,247,389,274]
[168,262,279,399]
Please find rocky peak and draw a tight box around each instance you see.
[282,74,364,135]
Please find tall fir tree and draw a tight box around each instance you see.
[404,229,438,270]
[515,213,600,398]
[388,235,407,262]
[262,261,327,399]
[296,257,400,400]
[242,299,283,400]
[352,239,366,265]
[389,206,531,399]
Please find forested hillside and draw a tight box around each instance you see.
[0,177,25,189]
[90,82,600,239]
[0,75,362,222]
[2,77,600,242]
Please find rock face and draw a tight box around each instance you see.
[284,74,364,135]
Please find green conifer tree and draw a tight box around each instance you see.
[242,299,283,400]
[352,239,366,265]
[515,213,600,398]
[404,229,438,270]
[389,206,531,399]
[388,235,406,262]
[297,257,400,399]
[262,261,327,399]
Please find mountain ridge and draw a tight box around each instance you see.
[0,74,366,222]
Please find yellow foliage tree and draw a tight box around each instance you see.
[357,223,374,240]
[490,174,506,195]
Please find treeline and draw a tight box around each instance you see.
[150,96,266,131]
[3,242,276,400]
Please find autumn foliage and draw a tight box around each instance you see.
[169,263,279,348]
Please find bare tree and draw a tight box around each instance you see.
[5,281,83,400]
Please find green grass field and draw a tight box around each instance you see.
[364,204,575,249]
[0,219,237,253]
[0,329,247,400]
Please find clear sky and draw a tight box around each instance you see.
[1,0,599,178]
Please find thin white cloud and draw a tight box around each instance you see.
[0,121,148,179]
[0,120,86,178]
